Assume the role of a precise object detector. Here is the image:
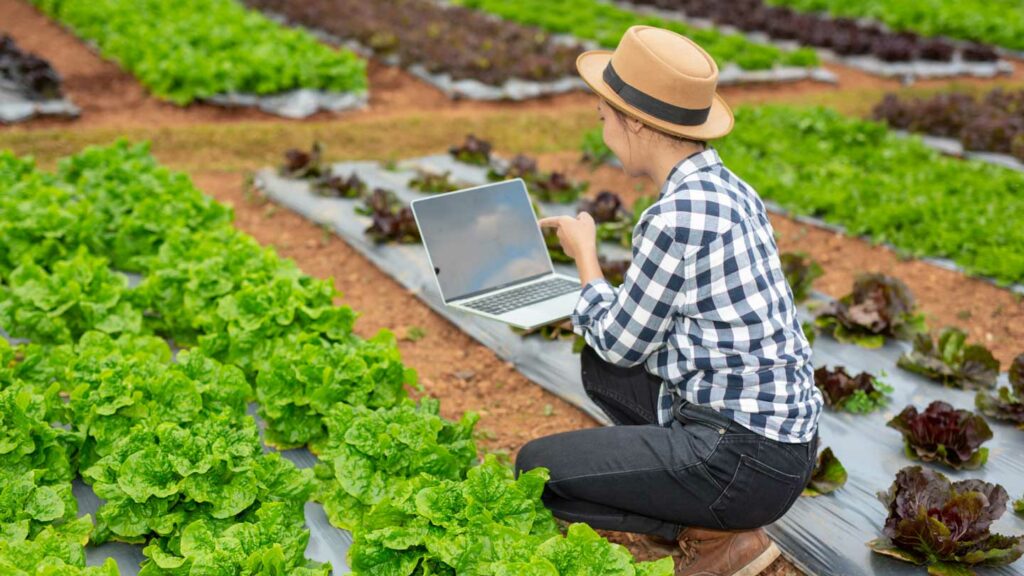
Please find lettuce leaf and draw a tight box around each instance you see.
[976,353,1024,427]
[802,447,847,497]
[898,327,1000,390]
[815,273,925,348]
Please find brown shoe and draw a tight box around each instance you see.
[674,527,780,576]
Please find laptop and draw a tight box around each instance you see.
[410,179,581,330]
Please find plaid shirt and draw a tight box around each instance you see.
[572,149,822,444]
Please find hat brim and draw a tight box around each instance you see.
[577,50,734,141]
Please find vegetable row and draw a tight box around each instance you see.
[245,0,583,87]
[582,105,1024,285]
[765,0,1024,52]
[30,0,367,105]
[0,34,64,102]
[873,88,1024,162]
[624,0,998,62]
[0,142,673,574]
[455,0,819,71]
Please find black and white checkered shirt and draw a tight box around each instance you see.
[572,149,822,443]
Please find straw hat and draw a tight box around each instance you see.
[577,25,734,140]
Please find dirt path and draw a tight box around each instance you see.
[4,0,1023,132]
[538,151,1024,367]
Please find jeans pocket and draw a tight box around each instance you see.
[709,453,802,530]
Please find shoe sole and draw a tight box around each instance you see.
[732,541,781,576]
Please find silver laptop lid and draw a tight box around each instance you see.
[411,178,554,304]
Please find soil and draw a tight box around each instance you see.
[538,151,1024,367]
[194,170,803,573]
[4,0,1024,132]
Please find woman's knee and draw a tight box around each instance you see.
[514,435,560,479]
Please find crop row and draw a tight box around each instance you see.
[30,0,367,105]
[245,0,583,87]
[455,0,819,71]
[764,0,1024,52]
[0,143,672,574]
[625,0,998,62]
[582,105,1024,285]
[0,34,64,102]
[873,88,1024,162]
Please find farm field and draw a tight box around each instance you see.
[2,0,1024,575]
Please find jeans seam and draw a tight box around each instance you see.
[548,465,673,485]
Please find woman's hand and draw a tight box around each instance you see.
[539,213,604,284]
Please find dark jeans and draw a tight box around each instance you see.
[515,346,818,540]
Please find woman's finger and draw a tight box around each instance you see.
[537,216,564,229]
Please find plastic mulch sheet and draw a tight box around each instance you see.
[255,156,1024,576]
[0,82,79,123]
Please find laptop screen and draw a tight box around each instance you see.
[412,179,552,303]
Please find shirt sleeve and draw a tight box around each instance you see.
[570,213,687,367]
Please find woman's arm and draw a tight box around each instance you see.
[540,212,683,367]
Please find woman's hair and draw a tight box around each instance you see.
[606,101,707,149]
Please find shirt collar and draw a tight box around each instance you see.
[660,148,722,198]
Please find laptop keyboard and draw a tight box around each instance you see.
[463,277,580,316]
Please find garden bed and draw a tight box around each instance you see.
[26,0,369,119]
[612,0,1014,82]
[255,154,1024,576]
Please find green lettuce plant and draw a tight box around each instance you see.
[313,398,478,531]
[348,455,674,575]
[802,447,847,497]
[0,248,143,345]
[256,332,415,449]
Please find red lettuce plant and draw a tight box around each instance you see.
[356,189,420,245]
[449,134,492,166]
[887,401,993,470]
[281,142,325,179]
[815,273,925,348]
[814,366,892,414]
[898,327,1000,390]
[976,353,1024,427]
[869,466,1024,575]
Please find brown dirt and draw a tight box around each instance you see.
[5,0,1024,132]
[540,152,1024,368]
[192,169,802,573]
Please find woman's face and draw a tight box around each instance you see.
[598,99,641,177]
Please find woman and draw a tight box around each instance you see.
[518,26,823,576]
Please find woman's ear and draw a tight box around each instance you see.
[626,115,644,134]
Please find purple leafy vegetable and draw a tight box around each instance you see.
[976,353,1024,428]
[869,466,1023,575]
[449,134,492,166]
[887,401,993,470]
[814,366,892,413]
[815,273,925,348]
[780,252,823,303]
[281,142,325,179]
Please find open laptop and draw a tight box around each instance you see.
[410,179,580,330]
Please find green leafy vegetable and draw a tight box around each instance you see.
[348,455,674,575]
[30,0,367,104]
[802,447,847,497]
[313,398,478,531]
[898,327,1000,390]
[0,248,143,345]
[256,331,415,449]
